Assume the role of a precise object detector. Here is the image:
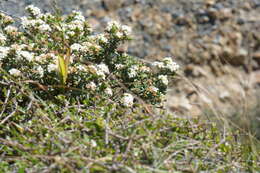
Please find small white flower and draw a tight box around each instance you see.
[139,66,150,73]
[48,53,58,59]
[87,65,98,74]
[90,139,97,147]
[128,65,139,78]
[76,64,86,71]
[162,57,173,63]
[34,19,45,25]
[0,33,6,44]
[153,57,179,72]
[9,68,21,76]
[47,64,57,72]
[152,61,164,68]
[29,43,36,48]
[67,31,75,37]
[81,41,92,52]
[68,20,84,31]
[121,25,132,35]
[90,44,101,52]
[36,66,44,77]
[97,34,108,43]
[72,10,85,21]
[86,82,96,91]
[96,70,106,80]
[115,64,125,70]
[115,31,123,38]
[121,93,134,107]
[106,21,121,31]
[43,12,53,19]
[163,57,180,72]
[70,43,83,52]
[97,63,109,74]
[147,86,159,94]
[0,46,10,60]
[4,26,18,34]
[10,44,27,52]
[56,24,65,32]
[17,51,34,62]
[38,24,52,32]
[158,75,168,85]
[166,61,179,72]
[0,13,13,23]
[25,5,41,17]
[21,17,31,28]
[21,17,44,28]
[104,88,113,96]
[35,54,46,62]
[88,64,106,79]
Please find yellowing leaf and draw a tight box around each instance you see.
[58,55,68,84]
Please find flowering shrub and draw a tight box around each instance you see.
[0,6,258,173]
[0,5,179,107]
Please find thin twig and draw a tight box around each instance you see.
[0,86,11,118]
[0,138,31,151]
[0,101,18,125]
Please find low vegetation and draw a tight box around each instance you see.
[0,5,259,172]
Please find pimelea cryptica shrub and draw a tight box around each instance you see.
[1,5,258,173]
[0,5,179,107]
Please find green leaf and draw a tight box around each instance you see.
[57,52,69,85]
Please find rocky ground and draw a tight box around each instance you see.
[1,0,260,133]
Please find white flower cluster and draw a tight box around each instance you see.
[86,63,109,80]
[147,86,159,94]
[38,23,52,32]
[19,6,53,32]
[152,57,180,72]
[158,75,168,85]
[35,66,44,77]
[64,11,85,32]
[96,34,108,43]
[21,17,35,28]
[115,64,125,70]
[25,5,42,17]
[97,63,110,74]
[163,57,180,72]
[10,44,26,52]
[121,93,134,107]
[76,64,86,71]
[86,82,97,91]
[70,43,83,52]
[104,88,113,96]
[90,139,97,148]
[128,65,139,78]
[9,68,21,76]
[17,50,34,62]
[4,26,18,34]
[106,21,121,31]
[47,64,57,73]
[139,66,150,73]
[0,33,7,44]
[21,17,52,32]
[0,46,10,60]
[121,25,132,36]
[106,21,132,37]
[0,13,14,24]
[72,10,85,22]
[68,20,84,31]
